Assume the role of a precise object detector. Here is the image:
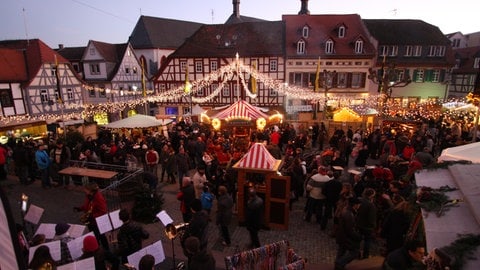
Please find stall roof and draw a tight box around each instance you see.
[233,143,281,171]
[212,100,268,121]
[415,164,480,269]
[438,142,480,163]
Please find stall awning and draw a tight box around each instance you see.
[213,100,268,121]
[0,119,46,132]
[233,143,281,171]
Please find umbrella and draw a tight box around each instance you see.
[104,114,170,129]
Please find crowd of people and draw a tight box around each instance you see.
[5,114,473,269]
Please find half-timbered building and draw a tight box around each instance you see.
[153,20,286,116]
[81,40,148,120]
[448,46,480,97]
[0,39,84,126]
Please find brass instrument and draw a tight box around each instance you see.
[165,223,188,240]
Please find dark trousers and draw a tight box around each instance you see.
[359,228,374,258]
[335,244,360,269]
[248,228,260,248]
[220,224,231,245]
[40,168,51,187]
[305,198,328,229]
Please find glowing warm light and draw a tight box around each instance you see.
[212,118,221,130]
[256,118,266,130]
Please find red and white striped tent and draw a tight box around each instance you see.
[212,100,268,121]
[233,143,282,171]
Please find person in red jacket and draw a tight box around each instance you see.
[74,182,109,250]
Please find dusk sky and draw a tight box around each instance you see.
[1,0,479,48]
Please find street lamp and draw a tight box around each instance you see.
[368,59,411,115]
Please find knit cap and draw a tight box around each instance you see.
[83,235,99,252]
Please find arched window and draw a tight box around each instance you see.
[325,40,334,54]
[302,26,309,38]
[354,40,363,54]
[338,26,346,38]
[297,40,306,54]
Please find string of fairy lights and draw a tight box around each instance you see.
[0,59,475,125]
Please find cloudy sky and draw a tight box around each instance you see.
[1,0,479,48]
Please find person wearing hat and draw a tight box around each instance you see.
[49,139,72,189]
[334,196,362,270]
[80,235,119,270]
[53,222,74,266]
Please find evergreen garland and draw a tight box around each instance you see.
[439,234,480,270]
[416,186,460,217]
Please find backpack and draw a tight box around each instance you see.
[146,150,157,165]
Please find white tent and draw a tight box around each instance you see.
[438,142,480,163]
[104,114,172,129]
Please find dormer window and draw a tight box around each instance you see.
[354,39,363,54]
[297,40,306,55]
[338,26,346,38]
[302,26,309,38]
[475,57,480,69]
[325,40,334,54]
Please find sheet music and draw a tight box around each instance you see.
[57,257,95,270]
[156,210,173,226]
[35,223,56,239]
[28,240,61,263]
[109,209,123,230]
[24,204,44,224]
[127,240,165,270]
[347,169,362,175]
[67,232,94,260]
[67,224,87,239]
[95,213,113,234]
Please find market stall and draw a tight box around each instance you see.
[233,143,289,230]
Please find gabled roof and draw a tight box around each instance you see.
[233,143,281,171]
[128,16,204,49]
[212,100,269,121]
[84,41,130,81]
[283,14,376,58]
[0,39,69,85]
[225,14,267,25]
[0,48,28,82]
[56,46,86,62]
[170,21,284,58]
[452,46,480,73]
[363,19,451,45]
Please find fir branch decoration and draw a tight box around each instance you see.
[426,160,472,171]
[416,186,460,216]
[440,234,480,270]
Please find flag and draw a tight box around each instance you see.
[314,57,321,92]
[378,54,387,93]
[54,55,63,102]
[141,58,147,97]
[184,66,191,94]
[250,62,257,94]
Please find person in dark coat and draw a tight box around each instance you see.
[356,188,377,259]
[184,236,216,270]
[323,174,343,230]
[383,239,426,270]
[334,197,362,270]
[245,188,264,248]
[177,177,196,223]
[117,209,150,263]
[216,185,234,246]
[176,146,191,189]
[381,199,411,254]
[182,199,210,255]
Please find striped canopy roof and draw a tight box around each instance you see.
[234,143,280,171]
[212,100,268,121]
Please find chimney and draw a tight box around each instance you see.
[233,0,240,18]
[298,0,310,15]
[58,44,64,49]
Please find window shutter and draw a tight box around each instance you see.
[425,70,432,82]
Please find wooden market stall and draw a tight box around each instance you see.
[233,143,290,230]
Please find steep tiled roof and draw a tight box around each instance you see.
[0,48,28,82]
[0,39,69,85]
[56,46,86,62]
[86,40,129,81]
[283,14,376,58]
[453,46,480,73]
[170,21,284,58]
[225,14,266,25]
[128,16,203,49]
[363,19,451,45]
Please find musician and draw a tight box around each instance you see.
[74,182,109,250]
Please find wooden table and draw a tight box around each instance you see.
[59,167,118,185]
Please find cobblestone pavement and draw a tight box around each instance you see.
[3,165,384,269]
